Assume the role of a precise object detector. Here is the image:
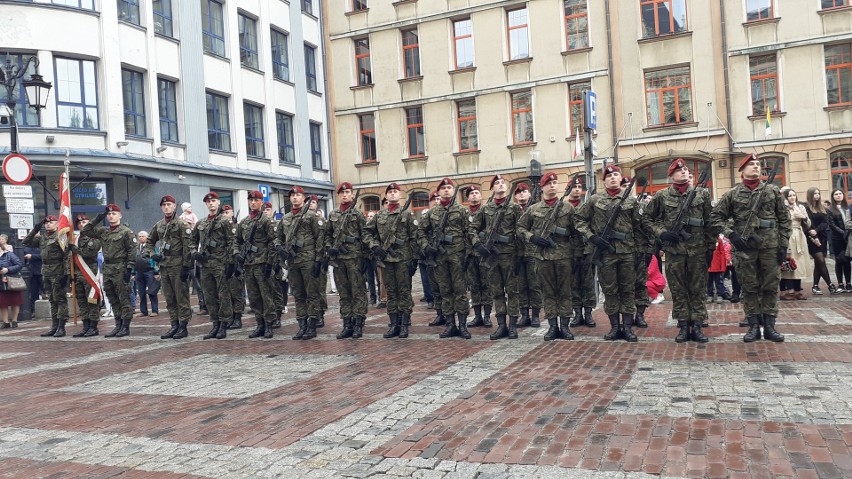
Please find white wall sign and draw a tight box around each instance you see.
[5,198,35,214]
[17,229,28,240]
[2,185,33,198]
[9,214,34,230]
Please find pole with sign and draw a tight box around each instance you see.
[582,91,597,195]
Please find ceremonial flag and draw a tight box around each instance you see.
[57,171,73,252]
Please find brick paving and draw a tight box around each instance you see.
[0,282,850,478]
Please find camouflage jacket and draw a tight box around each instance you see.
[468,198,522,257]
[147,216,193,270]
[23,229,69,277]
[191,212,236,268]
[574,192,645,255]
[644,185,715,255]
[325,206,367,261]
[235,212,277,266]
[417,202,470,256]
[81,222,135,275]
[567,198,588,257]
[74,234,101,272]
[710,182,791,251]
[366,205,417,263]
[517,198,575,261]
[277,208,324,265]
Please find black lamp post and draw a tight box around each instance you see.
[528,151,543,204]
[2,54,53,153]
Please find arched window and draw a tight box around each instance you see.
[831,150,852,201]
[634,158,712,195]
[362,196,380,213]
[410,190,431,217]
[758,155,785,187]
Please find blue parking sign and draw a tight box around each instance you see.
[258,184,270,202]
[584,91,597,130]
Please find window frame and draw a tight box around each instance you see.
[153,0,174,37]
[275,111,296,165]
[54,57,99,130]
[405,106,426,158]
[568,81,590,133]
[640,0,688,38]
[825,43,852,107]
[359,113,378,163]
[506,7,530,61]
[830,149,852,202]
[745,0,774,22]
[157,77,179,143]
[52,0,95,9]
[305,44,318,92]
[121,68,146,137]
[0,52,39,127]
[202,0,226,57]
[302,0,313,15]
[118,0,142,26]
[644,65,693,127]
[362,196,380,213]
[452,19,474,70]
[352,0,367,12]
[749,54,779,116]
[205,91,231,152]
[271,29,290,81]
[238,13,260,70]
[410,190,431,216]
[510,90,534,145]
[402,29,421,79]
[243,102,265,158]
[309,122,323,169]
[354,37,373,86]
[456,99,478,152]
[564,0,590,51]
[822,0,850,10]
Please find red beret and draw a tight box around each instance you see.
[44,215,58,222]
[263,202,273,209]
[386,182,401,193]
[540,172,557,187]
[568,176,583,188]
[160,195,176,205]
[288,186,305,196]
[603,165,621,178]
[247,190,264,200]
[430,190,439,200]
[490,174,505,189]
[75,214,89,224]
[106,204,121,213]
[438,177,454,188]
[465,185,481,197]
[738,153,758,172]
[222,205,233,211]
[620,176,632,186]
[514,183,529,194]
[668,158,689,177]
[336,182,353,194]
[310,194,318,203]
[203,192,219,202]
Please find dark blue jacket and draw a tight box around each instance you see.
[23,246,42,275]
[0,250,24,277]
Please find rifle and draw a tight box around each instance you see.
[737,156,782,245]
[234,215,260,278]
[662,164,712,246]
[479,194,510,269]
[279,204,311,262]
[531,173,580,257]
[588,176,644,267]
[196,207,222,264]
[422,192,458,267]
[375,196,413,269]
[321,190,361,270]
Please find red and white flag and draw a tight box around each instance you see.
[573,128,582,160]
[57,172,73,252]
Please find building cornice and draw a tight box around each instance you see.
[734,131,852,148]
[728,32,852,57]
[617,129,728,147]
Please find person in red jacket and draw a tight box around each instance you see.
[707,234,731,303]
[646,255,666,304]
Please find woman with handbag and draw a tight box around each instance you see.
[780,190,813,300]
[828,189,851,292]
[0,234,25,328]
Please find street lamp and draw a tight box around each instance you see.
[2,54,53,153]
[528,150,543,203]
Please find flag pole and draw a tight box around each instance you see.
[64,160,79,326]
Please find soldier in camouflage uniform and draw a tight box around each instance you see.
[263,202,284,329]
[23,215,70,337]
[277,186,325,340]
[418,178,471,339]
[567,177,597,328]
[223,205,245,329]
[513,183,542,328]
[191,192,235,340]
[235,190,277,338]
[710,154,791,342]
[463,185,493,328]
[518,172,576,341]
[81,204,135,337]
[574,165,645,342]
[630,178,654,329]
[309,196,327,328]
[367,183,418,338]
[644,159,714,343]
[424,191,444,327]
[70,215,102,337]
[148,195,193,340]
[326,182,369,339]
[469,175,522,340]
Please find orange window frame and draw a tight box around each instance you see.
[644,67,691,126]
[402,29,419,78]
[511,91,533,145]
[453,19,473,70]
[354,38,371,86]
[359,114,376,163]
[823,0,848,9]
[506,8,528,59]
[406,107,425,158]
[826,44,852,106]
[749,55,779,115]
[457,100,477,152]
[640,0,686,36]
[564,0,588,51]
[568,82,588,132]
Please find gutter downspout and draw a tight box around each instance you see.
[720,0,736,188]
[605,0,618,163]
[318,0,335,189]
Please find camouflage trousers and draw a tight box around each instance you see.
[427,265,441,310]
[288,260,321,320]
[733,248,780,316]
[43,273,68,322]
[538,258,573,320]
[103,269,133,321]
[634,253,652,307]
[381,261,413,315]
[571,256,597,309]
[270,274,284,312]
[436,252,468,315]
[200,264,232,323]
[245,263,275,325]
[229,275,246,315]
[160,266,191,323]
[665,252,708,322]
[319,268,328,313]
[333,258,368,319]
[487,254,519,317]
[599,253,636,315]
[73,275,100,322]
[518,257,542,309]
[466,257,491,307]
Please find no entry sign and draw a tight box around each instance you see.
[2,153,33,185]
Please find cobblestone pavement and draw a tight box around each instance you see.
[1,282,851,478]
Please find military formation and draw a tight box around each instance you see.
[24,154,791,344]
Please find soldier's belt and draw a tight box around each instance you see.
[610,231,628,241]
[756,219,776,229]
[686,217,704,227]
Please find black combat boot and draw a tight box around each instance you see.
[739,315,749,327]
[316,312,325,328]
[115,317,131,337]
[691,321,709,343]
[352,317,365,339]
[215,320,228,339]
[622,314,638,342]
[743,315,762,342]
[457,313,471,339]
[635,305,648,328]
[53,320,67,338]
[104,318,123,338]
[83,320,99,337]
[203,321,220,340]
[302,317,318,339]
[264,320,274,339]
[41,318,59,337]
[72,319,90,338]
[482,304,492,327]
[603,314,621,341]
[468,305,484,327]
[584,307,596,327]
[490,315,509,340]
[517,309,531,328]
[701,318,709,328]
[675,320,690,343]
[439,314,459,338]
[507,316,519,339]
[161,321,179,339]
[337,317,354,339]
[559,316,574,340]
[762,315,785,342]
[272,311,282,329]
[383,313,400,338]
[173,320,189,339]
[530,308,541,328]
[428,310,446,326]
[230,313,243,329]
[398,313,411,338]
[249,317,266,339]
[291,318,306,340]
[543,318,560,341]
[570,308,584,327]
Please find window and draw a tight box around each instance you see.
[271,29,290,81]
[302,0,313,15]
[635,159,712,195]
[831,150,852,201]
[746,0,773,21]
[568,81,590,132]
[153,0,174,37]
[243,103,264,158]
[0,53,39,127]
[305,44,318,92]
[363,196,380,213]
[239,14,259,69]
[118,0,141,25]
[565,0,589,51]
[55,57,99,129]
[640,0,688,38]
[157,78,179,143]
[405,107,425,157]
[823,0,850,9]
[353,0,367,11]
[276,111,296,164]
[457,100,478,152]
[53,0,94,9]
[355,38,372,86]
[202,0,226,57]
[453,19,474,69]
[402,29,421,78]
[206,92,230,151]
[410,191,431,215]
[756,156,785,187]
[511,91,534,144]
[359,114,377,163]
[507,8,529,60]
[309,122,323,169]
[825,44,852,106]
[645,66,692,126]
[750,55,778,115]
[121,69,146,137]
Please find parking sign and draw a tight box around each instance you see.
[584,91,597,131]
[258,184,270,203]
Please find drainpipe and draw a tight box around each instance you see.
[605,0,618,164]
[719,0,736,188]
[318,0,335,188]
